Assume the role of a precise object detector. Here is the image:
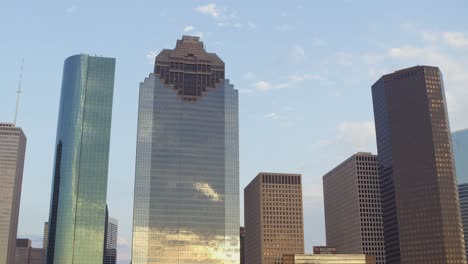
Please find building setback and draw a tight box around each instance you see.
[244,172,304,264]
[46,54,115,264]
[453,129,468,259]
[0,123,26,264]
[323,153,385,263]
[372,65,466,263]
[132,36,239,263]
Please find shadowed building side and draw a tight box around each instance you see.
[372,65,466,263]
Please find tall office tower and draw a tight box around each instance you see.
[372,65,466,263]
[132,36,239,263]
[244,172,304,264]
[0,123,26,264]
[46,54,115,264]
[105,217,118,264]
[453,129,468,259]
[42,222,48,250]
[322,153,385,264]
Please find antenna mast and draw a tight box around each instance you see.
[13,59,24,126]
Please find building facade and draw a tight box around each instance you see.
[132,36,240,263]
[322,153,385,263]
[43,222,48,250]
[105,217,118,264]
[0,123,26,264]
[453,129,468,259]
[15,239,31,264]
[282,254,375,264]
[240,227,245,264]
[15,239,46,264]
[46,54,116,264]
[244,172,304,264]
[372,65,466,263]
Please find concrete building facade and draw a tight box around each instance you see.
[323,153,385,263]
[244,172,304,264]
[0,123,26,264]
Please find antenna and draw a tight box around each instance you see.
[13,59,24,126]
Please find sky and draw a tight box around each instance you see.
[1,1,468,263]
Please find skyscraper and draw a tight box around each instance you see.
[244,172,304,264]
[322,153,385,264]
[105,217,118,264]
[453,129,468,259]
[46,54,115,264]
[372,65,466,263]
[0,123,26,264]
[132,36,239,263]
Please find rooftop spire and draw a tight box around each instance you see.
[13,59,24,126]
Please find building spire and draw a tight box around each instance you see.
[13,59,24,126]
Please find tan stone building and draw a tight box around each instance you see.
[283,254,376,264]
[244,172,304,264]
[0,123,26,264]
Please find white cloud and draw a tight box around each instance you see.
[337,121,376,152]
[65,5,77,13]
[252,73,320,92]
[194,31,204,38]
[195,3,222,19]
[145,51,158,64]
[183,25,194,32]
[264,113,281,120]
[247,22,257,29]
[254,81,273,91]
[443,32,468,48]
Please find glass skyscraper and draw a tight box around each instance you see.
[453,129,468,259]
[132,36,240,263]
[47,54,115,264]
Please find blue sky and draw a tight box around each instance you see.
[1,1,468,263]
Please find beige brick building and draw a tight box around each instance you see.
[244,172,304,264]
